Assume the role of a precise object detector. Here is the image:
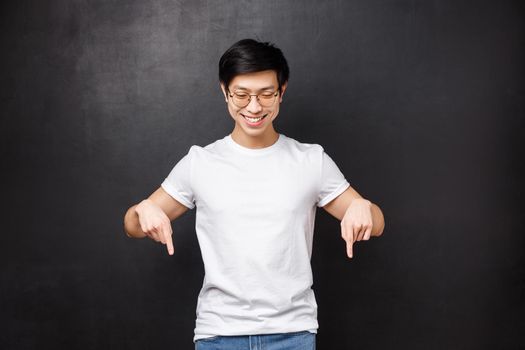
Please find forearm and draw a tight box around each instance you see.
[370,203,385,236]
[123,205,147,239]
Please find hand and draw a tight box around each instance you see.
[135,199,174,255]
[340,198,373,259]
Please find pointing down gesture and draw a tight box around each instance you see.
[135,199,175,255]
[340,198,374,259]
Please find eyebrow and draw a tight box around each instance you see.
[231,85,276,91]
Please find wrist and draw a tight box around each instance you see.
[135,199,152,214]
[347,198,371,210]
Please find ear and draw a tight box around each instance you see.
[220,83,228,103]
[279,83,288,103]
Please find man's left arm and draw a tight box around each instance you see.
[322,186,385,259]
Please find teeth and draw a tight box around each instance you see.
[245,116,263,122]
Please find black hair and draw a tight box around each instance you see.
[219,38,290,94]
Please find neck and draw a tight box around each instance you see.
[230,126,279,149]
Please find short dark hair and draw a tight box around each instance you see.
[219,39,289,94]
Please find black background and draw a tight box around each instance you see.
[2,1,524,349]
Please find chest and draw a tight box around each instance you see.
[192,156,318,216]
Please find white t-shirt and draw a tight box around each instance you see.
[161,133,350,343]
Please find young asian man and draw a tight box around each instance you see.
[124,38,385,350]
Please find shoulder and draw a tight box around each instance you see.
[186,136,228,158]
[280,134,325,159]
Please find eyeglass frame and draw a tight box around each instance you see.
[226,89,281,108]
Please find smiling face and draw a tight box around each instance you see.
[220,70,287,147]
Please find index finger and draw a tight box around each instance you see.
[164,225,174,255]
[342,223,354,259]
[346,237,354,258]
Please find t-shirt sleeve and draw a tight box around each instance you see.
[317,149,350,207]
[160,147,195,209]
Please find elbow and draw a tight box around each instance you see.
[123,207,136,238]
[372,204,385,237]
[123,221,132,238]
[376,221,385,236]
[372,221,385,237]
[378,214,386,236]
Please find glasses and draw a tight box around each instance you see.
[228,90,279,108]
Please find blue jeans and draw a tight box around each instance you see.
[195,330,316,350]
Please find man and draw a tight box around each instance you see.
[124,38,385,350]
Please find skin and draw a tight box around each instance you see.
[123,69,385,258]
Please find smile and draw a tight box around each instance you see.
[242,114,267,124]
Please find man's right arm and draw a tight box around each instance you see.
[123,186,190,239]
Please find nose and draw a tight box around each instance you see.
[245,95,263,114]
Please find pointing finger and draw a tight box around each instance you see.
[344,223,354,258]
[341,222,351,259]
[347,237,353,258]
[165,225,174,255]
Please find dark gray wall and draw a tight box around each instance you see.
[2,0,524,349]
